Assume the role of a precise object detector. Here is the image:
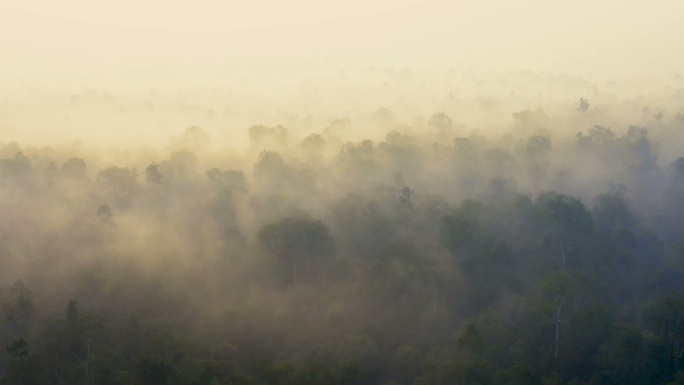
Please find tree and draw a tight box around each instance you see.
[645,293,684,374]
[61,157,87,179]
[675,113,684,125]
[254,151,288,179]
[258,217,335,285]
[626,126,649,143]
[1,152,31,180]
[97,167,140,199]
[673,157,684,176]
[205,168,247,193]
[332,193,397,260]
[398,186,414,210]
[544,273,575,360]
[36,300,103,385]
[4,339,44,385]
[369,107,396,126]
[323,118,351,137]
[97,205,113,222]
[485,148,515,175]
[578,98,589,113]
[537,193,593,269]
[301,133,325,149]
[1,281,34,340]
[170,126,211,152]
[146,163,162,184]
[526,135,552,157]
[593,189,634,233]
[337,335,380,384]
[44,161,59,183]
[596,327,667,385]
[428,112,454,136]
[248,124,288,144]
[130,331,184,385]
[439,200,492,257]
[587,125,615,146]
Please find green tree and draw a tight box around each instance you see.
[428,112,454,136]
[578,98,589,113]
[537,192,593,269]
[526,135,552,157]
[61,157,87,179]
[3,339,45,385]
[145,163,162,184]
[1,281,34,340]
[97,167,140,200]
[258,217,335,285]
[645,293,684,375]
[596,327,667,385]
[1,152,32,180]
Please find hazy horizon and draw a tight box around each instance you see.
[1,1,683,149]
[3,2,684,385]
[2,0,683,82]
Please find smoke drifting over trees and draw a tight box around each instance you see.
[3,0,684,380]
[1,67,684,385]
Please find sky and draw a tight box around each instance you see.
[1,0,682,82]
[0,0,683,149]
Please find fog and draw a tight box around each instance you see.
[1,1,684,384]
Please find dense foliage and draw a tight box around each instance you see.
[1,107,684,385]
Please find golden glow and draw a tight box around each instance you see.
[0,1,682,147]
[2,0,682,71]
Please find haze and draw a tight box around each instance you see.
[2,1,684,385]
[3,1,683,75]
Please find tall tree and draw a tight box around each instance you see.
[258,217,335,285]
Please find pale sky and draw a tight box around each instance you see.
[1,0,683,83]
[0,0,683,147]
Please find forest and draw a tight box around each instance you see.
[3,0,684,382]
[1,77,684,385]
